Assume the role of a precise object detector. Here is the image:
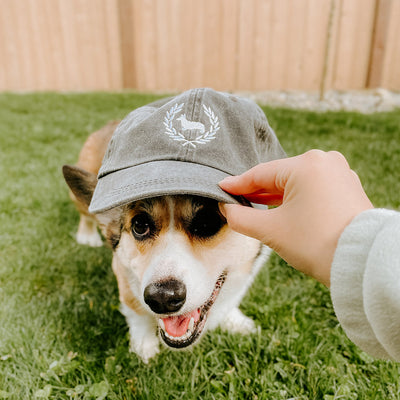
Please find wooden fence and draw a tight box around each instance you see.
[0,0,399,92]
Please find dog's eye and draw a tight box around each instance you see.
[189,208,225,239]
[131,213,154,240]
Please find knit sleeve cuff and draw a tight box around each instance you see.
[330,208,398,359]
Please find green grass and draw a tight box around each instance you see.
[1,92,400,399]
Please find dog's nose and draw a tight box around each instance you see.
[144,279,186,314]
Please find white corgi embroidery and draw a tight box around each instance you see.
[164,103,220,148]
[177,115,205,134]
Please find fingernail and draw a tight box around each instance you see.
[219,176,237,186]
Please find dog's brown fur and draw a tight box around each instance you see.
[69,120,119,215]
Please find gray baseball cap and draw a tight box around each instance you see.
[89,88,286,213]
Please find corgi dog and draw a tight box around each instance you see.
[63,122,271,363]
[62,89,286,363]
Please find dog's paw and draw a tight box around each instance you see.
[220,307,257,334]
[129,335,160,364]
[76,231,103,247]
[120,303,160,363]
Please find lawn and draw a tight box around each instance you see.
[0,92,400,399]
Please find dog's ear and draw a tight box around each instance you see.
[95,207,124,249]
[62,165,97,208]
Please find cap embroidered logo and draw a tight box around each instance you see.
[164,103,220,148]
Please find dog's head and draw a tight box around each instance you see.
[63,165,260,349]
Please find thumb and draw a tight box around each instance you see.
[219,203,281,246]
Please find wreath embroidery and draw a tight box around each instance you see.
[163,103,220,148]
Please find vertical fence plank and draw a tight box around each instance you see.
[0,1,19,89]
[132,0,158,90]
[349,0,376,88]
[0,1,7,89]
[330,0,376,89]
[166,0,182,90]
[105,0,124,89]
[218,0,239,90]
[252,0,272,90]
[302,0,332,91]
[26,0,46,89]
[285,0,306,89]
[183,0,206,90]
[202,0,223,90]
[269,0,290,89]
[177,0,197,90]
[43,0,67,90]
[154,0,170,89]
[7,0,36,90]
[118,0,137,88]
[369,0,400,89]
[381,0,400,89]
[323,0,340,92]
[367,0,391,88]
[236,0,256,89]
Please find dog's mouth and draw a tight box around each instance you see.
[158,272,227,348]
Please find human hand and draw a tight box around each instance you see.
[219,150,373,286]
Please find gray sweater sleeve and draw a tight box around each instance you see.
[330,209,400,361]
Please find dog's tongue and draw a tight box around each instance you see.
[162,308,201,337]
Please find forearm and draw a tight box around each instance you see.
[331,208,400,361]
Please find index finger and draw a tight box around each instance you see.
[219,157,294,197]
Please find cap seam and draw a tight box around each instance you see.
[184,88,202,160]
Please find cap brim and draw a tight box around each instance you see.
[89,160,246,213]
